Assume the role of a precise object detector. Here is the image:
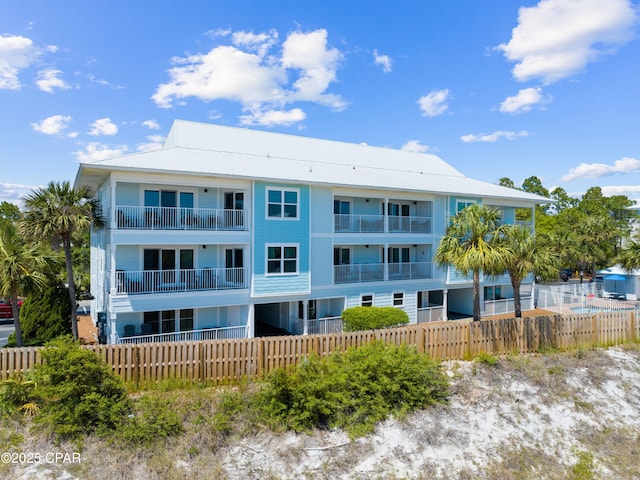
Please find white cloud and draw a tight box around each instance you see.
[401,140,430,153]
[499,87,550,114]
[142,119,160,130]
[0,182,40,206]
[561,157,640,181]
[89,118,118,136]
[74,142,128,162]
[281,29,345,109]
[0,34,41,89]
[373,49,392,73]
[460,130,528,143]
[36,68,70,93]
[239,108,306,127]
[137,135,164,152]
[417,89,449,117]
[152,28,345,125]
[498,0,637,84]
[31,114,73,136]
[601,185,640,197]
[232,29,278,57]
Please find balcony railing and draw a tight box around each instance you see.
[388,216,432,233]
[115,267,248,295]
[388,261,433,280]
[117,325,248,344]
[335,263,385,283]
[334,214,432,234]
[334,262,432,284]
[334,214,384,233]
[116,206,247,231]
[307,316,343,335]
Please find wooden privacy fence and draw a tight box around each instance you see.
[1,312,638,384]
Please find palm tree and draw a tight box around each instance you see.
[434,204,509,321]
[19,181,104,340]
[495,225,559,318]
[0,223,58,346]
[616,237,640,272]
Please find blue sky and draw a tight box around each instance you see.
[1,0,639,205]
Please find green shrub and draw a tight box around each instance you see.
[0,372,39,417]
[115,393,183,446]
[256,341,448,438]
[33,336,131,440]
[474,351,499,366]
[342,306,409,331]
[6,284,72,347]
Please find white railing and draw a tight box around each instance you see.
[335,263,385,283]
[388,262,433,280]
[307,316,343,335]
[117,325,248,344]
[335,262,432,284]
[116,206,247,231]
[334,214,432,233]
[417,306,444,323]
[115,267,247,294]
[536,286,640,314]
[483,296,532,317]
[334,214,384,233]
[388,216,432,233]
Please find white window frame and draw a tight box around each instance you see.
[266,187,299,220]
[393,292,404,307]
[456,199,476,213]
[266,243,299,276]
[361,294,374,307]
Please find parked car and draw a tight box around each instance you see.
[0,300,23,320]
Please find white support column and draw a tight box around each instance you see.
[303,300,309,335]
[247,303,255,338]
[443,288,449,321]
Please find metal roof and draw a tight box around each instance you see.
[75,119,549,203]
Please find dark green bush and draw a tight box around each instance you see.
[256,341,449,438]
[342,306,409,331]
[6,284,72,347]
[33,336,131,440]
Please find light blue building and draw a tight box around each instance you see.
[74,119,547,344]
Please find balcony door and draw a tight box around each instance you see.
[224,192,244,228]
[388,202,410,231]
[388,247,410,279]
[144,248,193,290]
[225,248,244,285]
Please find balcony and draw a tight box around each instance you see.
[116,206,247,231]
[335,262,432,284]
[334,214,432,234]
[388,216,431,233]
[115,267,248,295]
[116,325,248,344]
[334,214,384,233]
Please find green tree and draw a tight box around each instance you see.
[495,225,559,317]
[434,204,508,321]
[0,201,21,222]
[12,283,72,346]
[498,177,516,189]
[19,181,104,340]
[0,223,58,346]
[617,238,640,272]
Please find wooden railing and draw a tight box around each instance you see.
[1,312,638,384]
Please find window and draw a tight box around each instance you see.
[393,292,404,306]
[456,200,476,213]
[267,245,298,274]
[267,188,298,219]
[180,309,194,331]
[361,294,373,307]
